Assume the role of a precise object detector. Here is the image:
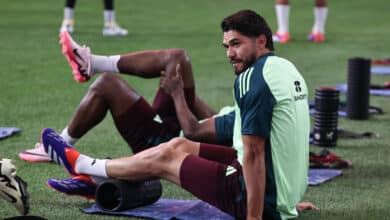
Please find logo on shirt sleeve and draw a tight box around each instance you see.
[294,81,306,101]
[294,81,302,92]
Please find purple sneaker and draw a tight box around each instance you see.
[41,128,80,176]
[47,175,96,200]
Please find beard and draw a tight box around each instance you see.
[231,53,257,75]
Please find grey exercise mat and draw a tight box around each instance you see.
[0,127,21,140]
[83,198,234,220]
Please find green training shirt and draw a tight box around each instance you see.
[233,53,310,220]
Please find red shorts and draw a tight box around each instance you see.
[179,143,246,219]
[114,88,194,153]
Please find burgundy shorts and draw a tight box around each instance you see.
[180,143,247,219]
[114,88,194,153]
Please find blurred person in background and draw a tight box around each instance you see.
[272,0,328,43]
[60,0,128,36]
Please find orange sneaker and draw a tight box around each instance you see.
[41,128,80,176]
[59,31,93,82]
[272,32,290,43]
[308,32,325,43]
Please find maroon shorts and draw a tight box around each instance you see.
[114,88,194,153]
[180,143,246,219]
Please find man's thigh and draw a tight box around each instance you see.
[114,97,180,153]
[179,153,246,219]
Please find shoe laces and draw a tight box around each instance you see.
[73,45,92,75]
[34,142,46,152]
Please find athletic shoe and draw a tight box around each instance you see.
[0,159,30,215]
[59,31,93,82]
[272,32,290,43]
[309,149,352,169]
[18,143,52,163]
[47,175,96,200]
[41,128,80,176]
[308,32,325,43]
[102,22,128,36]
[59,19,74,33]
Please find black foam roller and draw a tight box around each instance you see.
[346,57,371,120]
[96,179,162,211]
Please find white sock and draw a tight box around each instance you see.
[63,7,74,21]
[91,55,120,74]
[60,127,79,145]
[313,7,328,33]
[275,4,290,34]
[75,155,108,178]
[104,10,115,24]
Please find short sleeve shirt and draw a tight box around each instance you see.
[232,53,310,220]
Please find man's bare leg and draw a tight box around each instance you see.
[105,137,200,184]
[59,32,214,141]
[42,128,200,186]
[66,49,208,140]
[66,73,140,138]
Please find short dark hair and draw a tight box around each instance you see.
[221,9,274,51]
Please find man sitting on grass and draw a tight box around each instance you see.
[20,31,235,198]
[41,9,316,220]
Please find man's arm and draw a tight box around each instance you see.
[160,64,219,143]
[242,135,266,220]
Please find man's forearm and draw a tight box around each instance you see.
[243,153,265,219]
[242,135,266,220]
[171,89,203,139]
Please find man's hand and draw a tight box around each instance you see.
[296,202,319,212]
[160,63,184,97]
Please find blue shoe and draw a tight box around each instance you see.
[41,128,80,176]
[47,175,96,200]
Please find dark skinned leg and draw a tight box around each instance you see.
[118,49,215,118]
[67,73,139,138]
[103,0,113,10]
[67,49,215,139]
[117,49,195,88]
[65,0,76,8]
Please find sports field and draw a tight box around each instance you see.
[1,0,390,219]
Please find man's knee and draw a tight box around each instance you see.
[167,49,190,64]
[89,73,122,92]
[163,137,199,155]
[165,137,190,150]
[139,144,178,176]
[89,73,133,98]
[157,142,178,159]
[166,49,194,87]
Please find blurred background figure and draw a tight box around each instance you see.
[272,0,328,43]
[0,158,29,215]
[60,0,128,36]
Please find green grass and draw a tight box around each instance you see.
[1,0,390,219]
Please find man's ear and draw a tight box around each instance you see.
[256,34,267,50]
